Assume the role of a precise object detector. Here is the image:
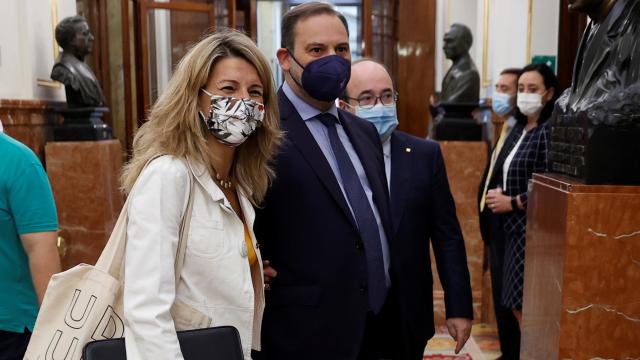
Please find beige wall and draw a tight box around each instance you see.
[435,0,560,97]
[0,0,76,101]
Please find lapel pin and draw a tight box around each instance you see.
[405,147,412,153]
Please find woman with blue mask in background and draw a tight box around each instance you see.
[484,63,559,328]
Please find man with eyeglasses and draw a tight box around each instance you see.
[339,59,473,358]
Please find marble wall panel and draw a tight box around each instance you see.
[0,99,62,161]
[522,174,640,359]
[45,140,124,269]
[435,141,489,325]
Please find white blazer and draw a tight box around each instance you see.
[123,155,265,360]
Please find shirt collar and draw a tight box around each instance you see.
[382,137,391,158]
[282,81,339,121]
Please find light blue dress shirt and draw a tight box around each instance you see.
[283,82,391,285]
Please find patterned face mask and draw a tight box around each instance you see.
[198,88,265,146]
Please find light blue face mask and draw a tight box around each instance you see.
[356,103,399,142]
[492,91,515,116]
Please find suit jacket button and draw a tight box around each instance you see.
[355,241,363,249]
[359,283,367,292]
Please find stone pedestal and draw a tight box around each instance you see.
[435,141,488,325]
[549,114,640,185]
[433,103,484,142]
[55,107,113,141]
[521,173,640,359]
[45,140,124,270]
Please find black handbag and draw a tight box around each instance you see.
[82,326,244,360]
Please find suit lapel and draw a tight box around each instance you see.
[278,90,358,230]
[490,123,524,185]
[389,133,411,236]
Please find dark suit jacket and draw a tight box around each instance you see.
[388,131,473,357]
[254,89,393,359]
[477,128,512,246]
[502,122,548,236]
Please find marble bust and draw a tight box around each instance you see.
[440,23,480,104]
[51,16,105,108]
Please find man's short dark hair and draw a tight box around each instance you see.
[500,68,522,78]
[500,68,522,87]
[55,15,86,50]
[281,2,349,50]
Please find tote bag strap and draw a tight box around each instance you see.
[173,166,195,283]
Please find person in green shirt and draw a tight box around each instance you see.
[0,133,60,359]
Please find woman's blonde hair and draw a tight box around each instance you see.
[121,29,281,206]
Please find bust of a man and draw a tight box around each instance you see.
[558,0,640,115]
[51,16,105,108]
[440,23,480,103]
[549,0,640,184]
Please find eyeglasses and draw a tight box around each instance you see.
[347,91,398,109]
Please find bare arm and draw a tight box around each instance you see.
[20,231,61,306]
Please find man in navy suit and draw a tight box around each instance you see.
[254,3,397,359]
[339,59,474,358]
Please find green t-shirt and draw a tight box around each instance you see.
[0,133,58,332]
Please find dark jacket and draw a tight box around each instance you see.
[388,131,473,358]
[254,89,393,359]
[500,122,549,235]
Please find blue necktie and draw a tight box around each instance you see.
[317,113,388,313]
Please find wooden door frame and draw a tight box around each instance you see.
[122,0,240,150]
[134,1,216,126]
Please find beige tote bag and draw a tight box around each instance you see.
[24,159,207,360]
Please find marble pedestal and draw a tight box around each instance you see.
[45,140,124,270]
[435,141,488,325]
[521,173,640,359]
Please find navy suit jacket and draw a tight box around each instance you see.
[254,89,393,359]
[388,131,473,356]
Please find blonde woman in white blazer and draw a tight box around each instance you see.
[119,30,281,360]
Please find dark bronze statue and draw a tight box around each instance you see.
[51,16,105,108]
[50,16,111,141]
[440,23,480,104]
[429,23,482,141]
[549,0,640,184]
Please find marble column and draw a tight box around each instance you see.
[45,140,124,270]
[521,173,640,359]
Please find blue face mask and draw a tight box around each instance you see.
[288,50,351,102]
[492,91,515,116]
[356,104,399,141]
